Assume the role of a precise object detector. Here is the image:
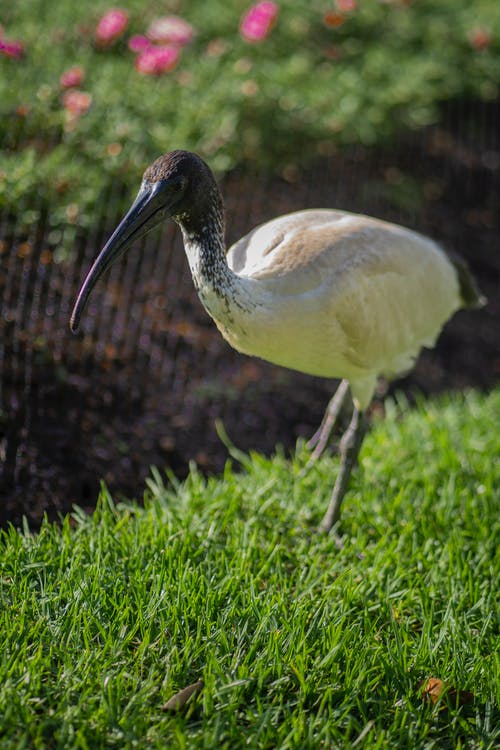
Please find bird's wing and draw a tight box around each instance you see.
[226,209,418,295]
[226,209,461,394]
[228,210,347,279]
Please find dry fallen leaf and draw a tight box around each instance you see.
[162,679,204,712]
[420,677,474,707]
[421,677,446,703]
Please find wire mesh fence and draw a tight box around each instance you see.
[1,100,499,527]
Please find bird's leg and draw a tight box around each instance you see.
[319,406,366,534]
[307,379,349,459]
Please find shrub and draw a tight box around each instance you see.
[1,0,499,238]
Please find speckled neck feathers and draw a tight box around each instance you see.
[145,150,231,291]
[180,194,232,294]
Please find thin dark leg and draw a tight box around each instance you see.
[319,406,366,534]
[307,379,349,457]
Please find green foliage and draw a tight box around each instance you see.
[1,1,500,237]
[0,389,499,748]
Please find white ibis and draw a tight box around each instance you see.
[70,150,484,532]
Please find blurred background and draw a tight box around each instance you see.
[1,1,499,527]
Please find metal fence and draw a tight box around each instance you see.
[1,100,499,527]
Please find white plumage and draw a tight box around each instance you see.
[208,209,462,410]
[71,151,482,533]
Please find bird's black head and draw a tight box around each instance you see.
[142,150,219,225]
[70,150,222,332]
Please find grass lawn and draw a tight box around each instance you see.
[0,388,498,749]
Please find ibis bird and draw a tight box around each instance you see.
[70,150,483,532]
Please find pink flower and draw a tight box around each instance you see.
[16,104,30,117]
[323,11,345,27]
[128,35,151,53]
[62,90,92,117]
[0,38,24,59]
[240,2,279,43]
[336,0,357,11]
[146,16,194,46]
[469,27,493,50]
[135,45,180,75]
[60,65,85,88]
[95,9,128,45]
[324,45,342,60]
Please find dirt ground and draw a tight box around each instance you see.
[1,101,499,528]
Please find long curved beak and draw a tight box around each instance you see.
[70,180,168,332]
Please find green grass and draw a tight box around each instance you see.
[0,389,499,749]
